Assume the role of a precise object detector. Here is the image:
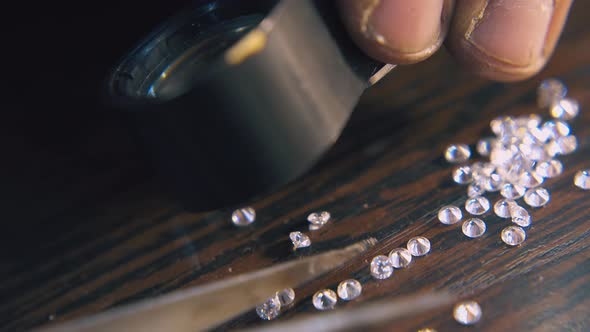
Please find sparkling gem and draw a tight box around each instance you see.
[535,160,563,178]
[501,226,527,246]
[467,183,486,198]
[407,236,431,257]
[445,144,471,163]
[453,301,482,325]
[516,114,543,129]
[312,289,337,310]
[550,97,579,120]
[476,138,494,157]
[465,196,490,215]
[557,135,577,155]
[307,211,331,225]
[337,279,362,301]
[232,207,256,226]
[309,223,324,231]
[524,188,550,207]
[494,199,515,218]
[472,162,495,179]
[500,183,526,200]
[256,295,281,320]
[462,218,486,238]
[438,205,463,225]
[452,166,473,185]
[510,205,532,227]
[574,170,590,190]
[542,120,570,140]
[490,116,516,136]
[370,255,394,279]
[289,231,311,249]
[483,172,504,192]
[518,170,544,188]
[518,143,548,161]
[490,144,518,168]
[537,78,567,108]
[276,288,295,306]
[388,248,413,268]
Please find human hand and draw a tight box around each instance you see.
[337,0,573,81]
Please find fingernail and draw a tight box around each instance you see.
[467,0,554,67]
[365,0,445,53]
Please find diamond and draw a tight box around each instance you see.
[462,218,486,238]
[476,138,494,157]
[557,135,578,155]
[524,188,550,207]
[518,170,544,188]
[574,170,590,190]
[542,120,570,140]
[445,144,471,163]
[370,255,394,279]
[256,295,281,320]
[452,166,472,185]
[537,78,567,108]
[465,196,490,215]
[438,205,463,225]
[289,231,311,249]
[276,288,295,306]
[337,279,362,301]
[232,207,256,226]
[550,97,579,120]
[516,114,543,129]
[388,248,413,268]
[307,211,331,225]
[510,205,532,227]
[535,160,563,178]
[407,236,431,256]
[467,183,486,198]
[500,183,526,200]
[501,225,527,246]
[453,301,482,325]
[312,289,337,310]
[518,143,548,161]
[490,116,516,136]
[482,172,504,192]
[494,199,515,218]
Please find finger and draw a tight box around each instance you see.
[446,0,573,82]
[337,0,455,64]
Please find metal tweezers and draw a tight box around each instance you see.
[36,239,452,332]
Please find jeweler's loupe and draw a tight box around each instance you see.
[108,0,393,210]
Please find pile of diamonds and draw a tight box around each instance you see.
[440,78,583,245]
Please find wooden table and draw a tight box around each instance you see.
[1,1,589,331]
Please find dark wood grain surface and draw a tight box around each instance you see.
[1,1,589,331]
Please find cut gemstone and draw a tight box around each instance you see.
[438,205,463,225]
[482,172,504,192]
[462,218,487,238]
[232,207,256,226]
[490,116,516,136]
[467,183,486,198]
[537,78,567,108]
[550,97,579,121]
[476,138,495,157]
[465,196,490,215]
[276,288,295,306]
[312,289,337,310]
[388,248,413,268]
[518,143,548,161]
[516,114,542,129]
[256,295,281,320]
[494,199,515,218]
[518,170,544,188]
[501,225,527,246]
[307,211,331,225]
[542,120,570,140]
[337,279,362,301]
[500,183,526,200]
[574,170,590,190]
[510,205,532,227]
[445,144,471,163]
[370,255,394,279]
[407,236,431,257]
[453,301,483,325]
[524,188,550,207]
[452,166,473,185]
[535,160,563,178]
[289,231,311,249]
[557,135,578,155]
